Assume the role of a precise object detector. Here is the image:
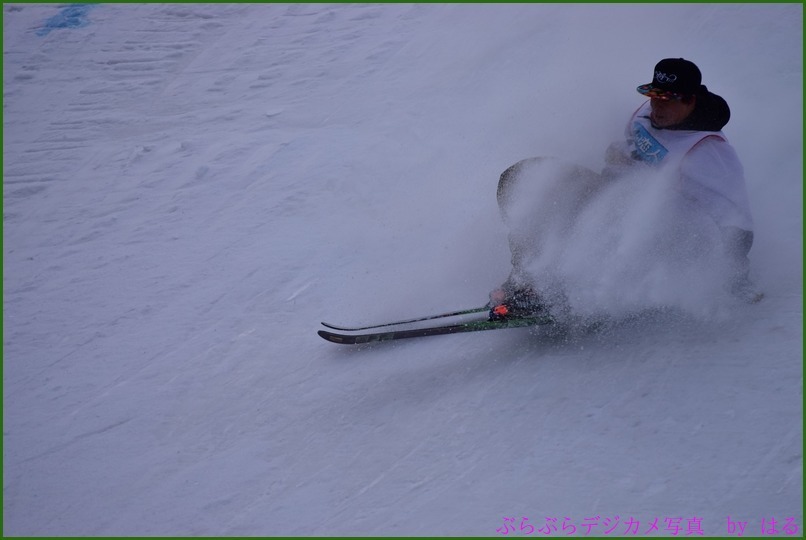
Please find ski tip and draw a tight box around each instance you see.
[320,321,352,331]
[318,330,352,344]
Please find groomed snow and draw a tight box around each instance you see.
[4,4,802,536]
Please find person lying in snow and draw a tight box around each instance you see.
[490,57,761,321]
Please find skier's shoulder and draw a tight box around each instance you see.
[685,130,741,169]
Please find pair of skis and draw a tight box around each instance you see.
[318,305,554,345]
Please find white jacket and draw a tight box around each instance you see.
[613,100,754,231]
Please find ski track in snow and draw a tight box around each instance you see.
[3,3,802,536]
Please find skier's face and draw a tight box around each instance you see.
[649,96,696,128]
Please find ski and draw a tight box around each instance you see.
[318,315,553,345]
[320,305,490,332]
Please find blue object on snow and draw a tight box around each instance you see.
[36,4,96,36]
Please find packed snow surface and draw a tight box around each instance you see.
[4,3,802,536]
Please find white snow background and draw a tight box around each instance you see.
[3,3,802,536]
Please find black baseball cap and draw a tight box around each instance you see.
[637,58,702,100]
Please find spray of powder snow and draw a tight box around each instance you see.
[500,158,739,323]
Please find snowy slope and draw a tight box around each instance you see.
[3,3,802,536]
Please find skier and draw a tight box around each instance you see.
[490,57,760,320]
